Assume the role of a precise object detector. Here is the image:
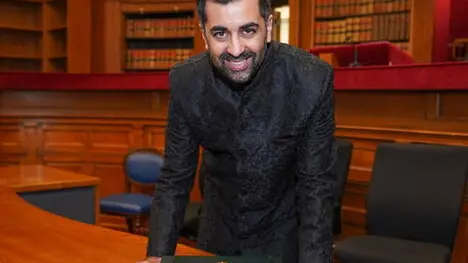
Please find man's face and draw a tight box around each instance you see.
[201,0,273,84]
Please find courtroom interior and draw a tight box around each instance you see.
[0,0,468,262]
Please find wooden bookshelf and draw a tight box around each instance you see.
[95,0,299,73]
[0,0,91,73]
[121,2,202,72]
[298,0,435,62]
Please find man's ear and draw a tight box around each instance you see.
[266,14,273,42]
[199,23,208,49]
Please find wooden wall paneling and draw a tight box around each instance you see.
[103,0,123,73]
[305,0,315,50]
[335,91,431,119]
[424,93,440,119]
[0,123,28,166]
[338,181,367,239]
[42,1,50,72]
[0,90,161,117]
[143,124,166,153]
[294,0,313,49]
[344,138,381,182]
[91,0,106,73]
[300,0,313,49]
[286,0,301,47]
[438,92,468,121]
[335,91,468,134]
[67,0,92,73]
[410,0,436,62]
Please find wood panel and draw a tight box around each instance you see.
[334,90,468,263]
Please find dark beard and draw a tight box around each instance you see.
[211,44,267,86]
[219,50,256,63]
[212,50,256,84]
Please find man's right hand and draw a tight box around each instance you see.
[137,257,161,263]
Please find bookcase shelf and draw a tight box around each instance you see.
[0,0,91,73]
[313,0,412,52]
[122,3,199,72]
[304,0,435,62]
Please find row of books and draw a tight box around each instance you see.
[126,18,195,38]
[126,49,192,70]
[315,0,411,19]
[314,13,409,45]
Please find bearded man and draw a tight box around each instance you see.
[139,0,337,262]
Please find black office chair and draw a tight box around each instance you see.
[333,138,353,236]
[334,142,468,263]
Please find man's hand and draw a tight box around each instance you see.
[137,257,161,263]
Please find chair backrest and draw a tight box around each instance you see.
[198,164,206,199]
[333,138,353,204]
[124,148,164,186]
[332,138,353,235]
[366,142,468,249]
[198,150,209,199]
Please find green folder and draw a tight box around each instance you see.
[161,256,282,263]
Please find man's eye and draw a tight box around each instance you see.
[213,32,226,38]
[244,28,256,34]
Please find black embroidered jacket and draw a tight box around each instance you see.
[147,41,337,263]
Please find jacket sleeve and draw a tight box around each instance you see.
[296,67,337,263]
[146,70,200,257]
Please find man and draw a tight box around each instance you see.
[139,0,336,262]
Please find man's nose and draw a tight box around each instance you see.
[227,36,244,57]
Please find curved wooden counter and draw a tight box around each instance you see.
[0,165,100,193]
[0,185,211,262]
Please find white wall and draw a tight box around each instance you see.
[274,5,289,44]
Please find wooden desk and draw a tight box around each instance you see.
[0,165,100,224]
[0,185,211,262]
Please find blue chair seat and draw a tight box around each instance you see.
[100,193,153,215]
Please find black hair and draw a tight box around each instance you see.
[196,0,272,26]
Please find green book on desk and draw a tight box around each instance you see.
[161,256,282,263]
